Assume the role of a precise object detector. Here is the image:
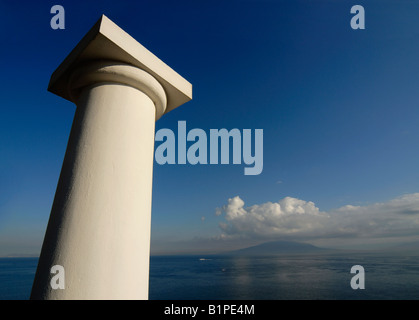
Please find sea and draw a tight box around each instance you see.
[1,252,419,300]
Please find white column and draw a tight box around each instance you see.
[30,16,192,300]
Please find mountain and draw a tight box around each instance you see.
[383,241,419,254]
[227,240,328,256]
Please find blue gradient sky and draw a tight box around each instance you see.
[1,0,419,256]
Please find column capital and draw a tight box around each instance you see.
[69,61,167,119]
[48,15,192,117]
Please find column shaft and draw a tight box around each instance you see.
[31,81,156,299]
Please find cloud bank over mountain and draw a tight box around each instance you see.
[216,193,419,247]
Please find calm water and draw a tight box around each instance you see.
[0,258,38,300]
[1,252,419,300]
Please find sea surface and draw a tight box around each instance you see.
[1,252,419,300]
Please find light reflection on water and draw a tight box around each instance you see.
[149,252,419,300]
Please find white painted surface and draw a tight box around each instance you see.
[32,15,191,300]
[48,15,192,114]
[31,62,164,299]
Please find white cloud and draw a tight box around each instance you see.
[216,193,419,244]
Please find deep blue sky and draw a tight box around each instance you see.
[1,0,419,255]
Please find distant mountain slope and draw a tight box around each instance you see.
[228,240,327,256]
